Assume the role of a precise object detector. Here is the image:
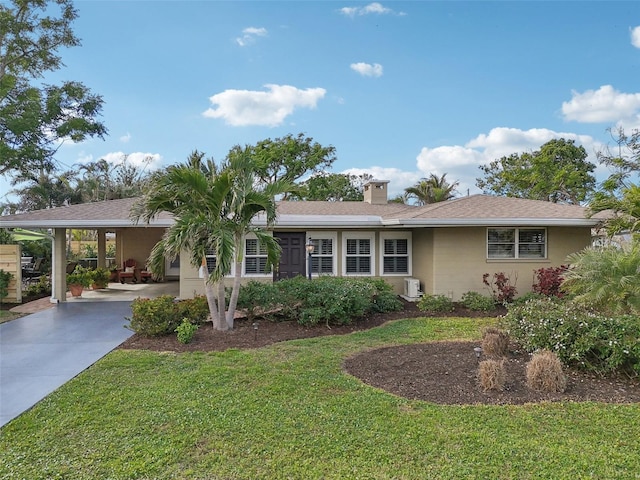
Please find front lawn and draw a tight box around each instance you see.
[1,316,639,479]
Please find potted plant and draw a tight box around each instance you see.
[107,262,119,282]
[90,267,110,289]
[66,265,91,297]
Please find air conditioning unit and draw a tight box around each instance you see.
[404,278,421,298]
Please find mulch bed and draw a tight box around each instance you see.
[119,300,640,405]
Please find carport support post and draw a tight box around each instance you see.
[52,228,67,303]
[97,229,106,269]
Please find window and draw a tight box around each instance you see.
[310,237,334,274]
[204,249,217,271]
[244,238,271,275]
[343,233,375,275]
[487,228,546,259]
[381,233,410,275]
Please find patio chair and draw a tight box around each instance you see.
[22,258,44,286]
[139,264,153,283]
[119,258,138,284]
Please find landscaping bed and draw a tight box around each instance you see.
[119,300,640,405]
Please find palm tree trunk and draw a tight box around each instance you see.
[226,259,243,330]
[217,282,226,329]
[203,276,225,330]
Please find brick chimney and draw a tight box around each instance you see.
[363,180,389,204]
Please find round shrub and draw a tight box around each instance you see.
[526,350,566,393]
[461,291,496,312]
[417,294,454,313]
[175,318,199,344]
[128,295,181,336]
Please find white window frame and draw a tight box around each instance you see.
[203,249,235,278]
[306,231,337,277]
[487,228,547,260]
[342,232,376,276]
[379,231,412,276]
[243,234,272,277]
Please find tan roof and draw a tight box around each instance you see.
[0,194,597,229]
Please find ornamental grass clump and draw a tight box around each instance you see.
[478,359,506,391]
[481,327,510,358]
[526,350,567,393]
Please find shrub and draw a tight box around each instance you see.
[417,294,454,313]
[483,272,517,304]
[509,291,546,307]
[236,277,401,326]
[175,295,210,324]
[563,243,640,315]
[128,295,182,336]
[175,318,199,344]
[460,291,495,311]
[502,298,640,375]
[0,269,12,302]
[23,275,51,298]
[526,350,566,393]
[532,265,568,297]
[477,359,506,391]
[481,327,509,358]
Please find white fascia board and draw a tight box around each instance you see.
[254,214,384,228]
[383,218,600,227]
[0,219,174,229]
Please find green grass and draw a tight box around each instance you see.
[1,316,639,479]
[0,309,22,324]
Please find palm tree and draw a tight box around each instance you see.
[133,150,293,331]
[404,173,459,206]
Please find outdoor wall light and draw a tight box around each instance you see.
[305,237,315,280]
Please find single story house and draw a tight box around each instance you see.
[0,180,601,303]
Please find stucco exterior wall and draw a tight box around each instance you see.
[176,226,591,301]
[429,226,591,301]
[114,227,164,271]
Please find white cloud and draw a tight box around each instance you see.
[631,26,640,48]
[77,151,163,171]
[339,2,404,17]
[236,26,268,47]
[342,167,422,197]
[119,132,131,143]
[561,85,640,124]
[202,84,326,127]
[350,62,383,77]
[417,127,601,196]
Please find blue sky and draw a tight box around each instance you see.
[12,0,640,199]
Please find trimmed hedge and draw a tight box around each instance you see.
[236,276,403,326]
[127,295,210,336]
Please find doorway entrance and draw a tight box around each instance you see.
[273,232,306,281]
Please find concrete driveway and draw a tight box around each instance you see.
[0,301,134,427]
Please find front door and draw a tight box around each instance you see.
[273,232,306,281]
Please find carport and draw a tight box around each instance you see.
[0,198,174,304]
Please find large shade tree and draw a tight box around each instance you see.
[289,172,373,201]
[0,0,106,179]
[133,150,294,331]
[476,138,595,204]
[229,133,336,199]
[404,173,458,205]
